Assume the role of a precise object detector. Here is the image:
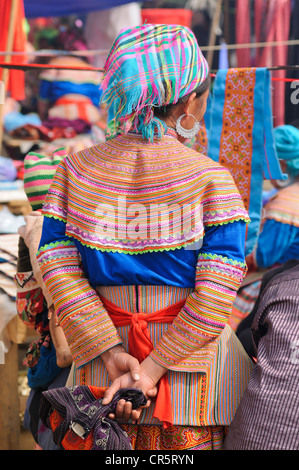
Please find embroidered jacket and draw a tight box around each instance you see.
[37,130,250,371]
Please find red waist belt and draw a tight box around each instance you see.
[100,295,186,428]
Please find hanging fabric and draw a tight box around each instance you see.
[254,0,291,126]
[0,0,26,101]
[235,0,252,67]
[207,67,286,256]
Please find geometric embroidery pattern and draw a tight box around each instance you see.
[218,68,256,212]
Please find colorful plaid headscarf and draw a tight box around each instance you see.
[100,24,209,141]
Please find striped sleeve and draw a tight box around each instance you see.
[150,222,248,369]
[37,168,123,369]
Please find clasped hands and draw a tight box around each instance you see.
[101,345,167,423]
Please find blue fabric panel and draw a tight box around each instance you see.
[246,68,265,257]
[262,71,287,180]
[206,69,226,164]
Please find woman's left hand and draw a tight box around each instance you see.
[101,345,141,384]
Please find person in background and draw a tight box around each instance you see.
[37,55,102,127]
[224,259,299,450]
[37,25,103,129]
[253,124,299,269]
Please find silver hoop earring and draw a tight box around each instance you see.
[175,113,200,139]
